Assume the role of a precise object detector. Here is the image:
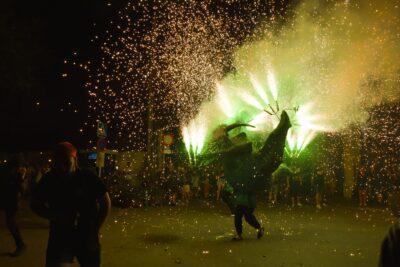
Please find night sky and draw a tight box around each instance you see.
[0,0,126,151]
[0,0,293,152]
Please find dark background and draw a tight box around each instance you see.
[0,0,126,151]
[0,0,293,152]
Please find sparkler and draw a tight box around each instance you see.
[181,118,207,163]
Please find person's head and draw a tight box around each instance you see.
[53,142,78,173]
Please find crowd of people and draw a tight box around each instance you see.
[1,144,400,266]
[147,159,399,212]
[150,160,330,210]
[357,163,399,208]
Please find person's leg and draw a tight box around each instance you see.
[361,190,367,206]
[45,244,74,267]
[204,186,209,199]
[5,209,25,256]
[216,185,221,201]
[297,196,302,206]
[234,206,244,239]
[243,207,264,239]
[243,208,261,230]
[296,183,302,206]
[77,248,101,267]
[182,190,187,203]
[274,186,279,204]
[316,192,322,209]
[46,262,73,267]
[321,191,326,206]
[365,191,369,206]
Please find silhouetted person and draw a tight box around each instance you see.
[357,166,368,207]
[289,167,303,207]
[379,190,400,267]
[313,168,325,210]
[0,156,27,256]
[31,142,111,267]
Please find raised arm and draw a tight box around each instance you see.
[258,110,292,174]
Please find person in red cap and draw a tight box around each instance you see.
[31,142,111,267]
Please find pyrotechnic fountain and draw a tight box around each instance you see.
[177,0,400,165]
[84,0,399,176]
[181,69,327,162]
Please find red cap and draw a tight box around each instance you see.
[56,142,77,158]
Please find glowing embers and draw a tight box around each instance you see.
[285,103,327,157]
[216,83,234,119]
[182,66,328,160]
[285,127,316,158]
[295,103,327,132]
[181,118,206,163]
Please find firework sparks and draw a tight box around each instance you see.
[80,0,399,176]
[250,74,270,106]
[216,83,234,119]
[267,70,278,102]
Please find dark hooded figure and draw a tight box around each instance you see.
[206,110,292,240]
[0,156,27,256]
[379,190,400,267]
[31,142,111,267]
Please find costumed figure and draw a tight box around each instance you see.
[201,110,292,240]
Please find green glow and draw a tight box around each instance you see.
[284,102,323,157]
[267,70,278,101]
[240,91,264,110]
[250,74,269,106]
[248,112,268,130]
[182,126,192,162]
[182,68,326,160]
[182,118,207,162]
[296,103,327,132]
[216,83,234,118]
[287,128,296,151]
[190,120,206,155]
[286,120,317,158]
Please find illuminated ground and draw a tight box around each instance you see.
[0,201,394,267]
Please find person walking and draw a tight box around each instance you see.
[313,168,325,210]
[31,142,111,267]
[191,168,200,198]
[358,166,368,207]
[216,171,226,202]
[232,186,264,241]
[289,167,303,207]
[0,156,27,257]
[269,163,293,206]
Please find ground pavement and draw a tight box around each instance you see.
[0,201,394,267]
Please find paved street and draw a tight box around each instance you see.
[0,201,394,267]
